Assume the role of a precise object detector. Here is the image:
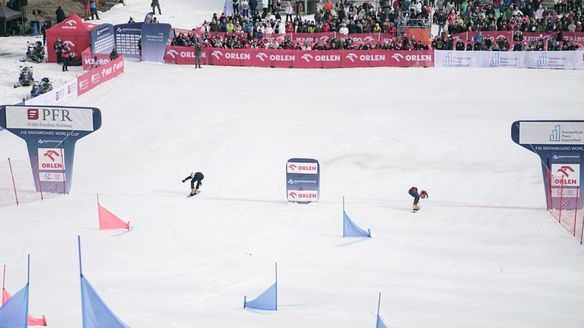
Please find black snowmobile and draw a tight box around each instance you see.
[13,66,34,88]
[20,41,45,63]
[30,77,53,98]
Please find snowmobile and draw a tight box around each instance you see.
[29,77,53,98]
[13,66,34,88]
[20,41,45,63]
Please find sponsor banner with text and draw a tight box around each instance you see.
[168,48,433,68]
[81,47,112,70]
[77,55,125,96]
[435,50,584,69]
[286,158,320,203]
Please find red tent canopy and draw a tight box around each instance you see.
[46,13,97,63]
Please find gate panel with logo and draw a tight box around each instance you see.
[512,120,584,242]
[286,158,320,203]
[0,105,102,193]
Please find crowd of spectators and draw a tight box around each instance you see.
[170,0,583,52]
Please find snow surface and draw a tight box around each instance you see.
[1,1,584,327]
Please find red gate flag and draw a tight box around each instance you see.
[97,194,130,230]
[2,264,47,326]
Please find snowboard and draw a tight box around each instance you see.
[187,190,201,198]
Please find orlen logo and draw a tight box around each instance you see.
[167,49,179,58]
[363,36,375,43]
[557,165,575,177]
[288,190,318,200]
[28,108,39,120]
[256,52,268,62]
[391,53,404,62]
[44,150,60,161]
[301,54,313,62]
[211,50,223,60]
[65,19,77,28]
[346,53,358,62]
[63,40,76,48]
[319,36,330,42]
[287,162,318,174]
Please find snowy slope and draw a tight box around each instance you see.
[1,1,584,328]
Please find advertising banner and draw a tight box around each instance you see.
[141,23,172,62]
[561,32,584,47]
[435,50,584,69]
[199,48,433,68]
[511,120,584,211]
[25,78,78,106]
[77,55,125,96]
[90,24,115,55]
[0,105,102,193]
[114,23,143,59]
[164,46,208,65]
[286,158,320,203]
[81,47,112,70]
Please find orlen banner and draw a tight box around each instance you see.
[286,158,320,203]
[141,23,172,62]
[164,46,207,65]
[511,120,584,210]
[90,23,115,54]
[195,48,433,68]
[0,105,102,193]
[77,55,124,96]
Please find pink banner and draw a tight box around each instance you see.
[77,55,124,96]
[179,48,435,68]
[562,32,584,47]
[81,47,112,70]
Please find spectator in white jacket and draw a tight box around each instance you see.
[262,0,269,17]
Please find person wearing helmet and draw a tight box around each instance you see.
[182,172,204,196]
[408,186,428,212]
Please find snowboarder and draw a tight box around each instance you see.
[408,186,428,212]
[182,172,204,196]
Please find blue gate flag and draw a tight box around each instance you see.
[375,293,388,328]
[0,285,29,328]
[343,211,371,238]
[244,263,278,311]
[0,255,30,328]
[78,236,128,328]
[80,276,128,328]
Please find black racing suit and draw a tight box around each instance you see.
[183,172,204,190]
[408,187,420,205]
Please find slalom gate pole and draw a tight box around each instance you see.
[8,158,19,206]
[559,178,563,223]
[2,264,6,292]
[60,148,66,195]
[573,188,579,237]
[36,156,44,201]
[377,292,381,317]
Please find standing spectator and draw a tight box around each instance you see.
[262,0,269,17]
[82,0,90,20]
[109,48,119,61]
[249,0,257,17]
[41,20,50,46]
[193,37,203,69]
[294,0,303,19]
[241,0,250,17]
[285,1,293,22]
[151,0,162,15]
[128,16,135,23]
[90,0,99,20]
[54,38,64,64]
[55,6,65,23]
[62,46,71,71]
[233,0,240,15]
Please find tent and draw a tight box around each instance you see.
[0,5,23,36]
[45,13,97,63]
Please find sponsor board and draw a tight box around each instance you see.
[519,122,584,145]
[5,105,94,131]
[77,55,125,96]
[436,50,584,69]
[287,162,318,174]
[286,158,320,203]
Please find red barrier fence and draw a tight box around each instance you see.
[77,55,125,96]
[164,47,434,68]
